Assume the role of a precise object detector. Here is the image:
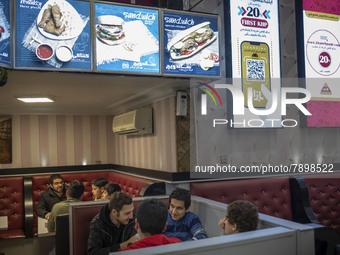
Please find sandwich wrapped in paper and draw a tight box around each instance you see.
[167,21,216,60]
[96,15,125,46]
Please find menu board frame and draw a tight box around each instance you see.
[93,1,161,75]
[296,0,340,128]
[0,0,12,68]
[14,0,92,72]
[8,0,222,79]
[161,9,221,78]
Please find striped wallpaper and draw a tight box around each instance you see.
[0,96,177,172]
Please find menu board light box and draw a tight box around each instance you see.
[163,11,220,77]
[95,3,160,74]
[300,0,340,127]
[15,0,91,70]
[0,0,11,67]
[229,0,281,128]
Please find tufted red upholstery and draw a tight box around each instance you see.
[303,173,340,234]
[0,176,25,239]
[109,172,154,197]
[31,170,155,233]
[190,177,293,220]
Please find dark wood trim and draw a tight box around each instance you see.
[0,164,193,182]
[0,164,113,176]
[2,164,338,182]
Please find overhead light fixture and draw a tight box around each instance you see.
[16,97,54,103]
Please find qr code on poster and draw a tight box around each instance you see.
[246,59,265,81]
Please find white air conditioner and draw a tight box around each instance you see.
[113,107,153,135]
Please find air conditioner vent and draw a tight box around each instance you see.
[113,107,153,135]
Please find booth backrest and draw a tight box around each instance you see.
[190,177,293,220]
[70,198,169,255]
[71,202,106,255]
[109,172,154,197]
[32,170,156,233]
[115,227,296,255]
[0,176,25,239]
[302,173,340,234]
[56,214,70,255]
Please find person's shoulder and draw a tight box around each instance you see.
[51,201,64,211]
[40,188,51,197]
[186,211,199,219]
[89,213,101,229]
[91,213,100,222]
[166,235,182,243]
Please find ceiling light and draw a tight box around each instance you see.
[16,97,54,103]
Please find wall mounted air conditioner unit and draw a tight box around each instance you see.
[113,107,153,135]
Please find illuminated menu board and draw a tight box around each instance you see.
[301,0,340,127]
[15,0,91,70]
[229,0,281,128]
[0,0,10,67]
[163,11,220,77]
[95,3,159,74]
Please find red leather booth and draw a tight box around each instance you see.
[190,177,293,220]
[32,170,157,234]
[303,173,340,234]
[0,176,25,239]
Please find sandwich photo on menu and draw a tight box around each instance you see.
[167,21,216,60]
[96,15,126,46]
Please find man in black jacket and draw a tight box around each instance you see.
[88,192,139,255]
[36,174,67,219]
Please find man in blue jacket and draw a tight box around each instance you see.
[163,188,207,241]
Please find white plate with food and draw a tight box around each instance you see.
[37,0,84,40]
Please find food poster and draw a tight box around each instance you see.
[229,0,281,128]
[95,3,159,74]
[0,0,11,67]
[302,0,340,127]
[15,0,91,70]
[163,12,220,77]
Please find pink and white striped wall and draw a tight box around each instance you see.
[0,97,177,172]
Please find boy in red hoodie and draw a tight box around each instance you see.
[120,198,181,251]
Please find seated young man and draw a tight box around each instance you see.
[218,200,259,235]
[88,192,139,255]
[91,177,108,201]
[101,182,121,200]
[120,198,181,251]
[163,188,207,241]
[36,174,67,219]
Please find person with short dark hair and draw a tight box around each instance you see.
[163,188,207,241]
[91,177,109,201]
[88,192,138,255]
[102,183,121,200]
[36,174,67,219]
[120,199,181,251]
[47,180,85,232]
[218,200,259,235]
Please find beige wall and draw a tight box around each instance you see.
[0,96,177,172]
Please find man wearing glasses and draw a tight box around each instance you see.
[36,174,67,219]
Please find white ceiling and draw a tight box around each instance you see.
[0,69,190,115]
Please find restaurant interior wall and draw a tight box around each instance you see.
[0,96,177,172]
